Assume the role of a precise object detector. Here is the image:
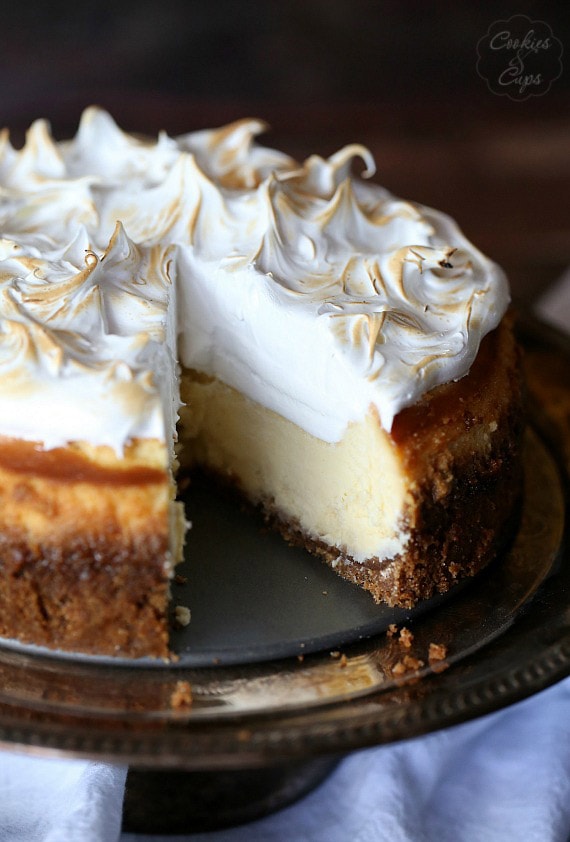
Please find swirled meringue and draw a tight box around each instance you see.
[0,223,176,452]
[0,108,509,451]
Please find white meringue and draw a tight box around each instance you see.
[0,108,509,452]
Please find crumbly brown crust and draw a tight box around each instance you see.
[0,527,170,658]
[0,438,172,658]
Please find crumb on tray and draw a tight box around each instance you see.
[399,627,414,649]
[392,654,425,676]
[428,642,448,662]
[173,605,191,628]
[170,680,193,709]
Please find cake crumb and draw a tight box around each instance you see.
[339,653,348,668]
[392,654,425,676]
[297,654,305,663]
[403,655,424,670]
[174,574,188,585]
[170,680,192,709]
[387,624,414,648]
[399,627,414,649]
[173,605,191,628]
[330,650,341,659]
[428,642,448,662]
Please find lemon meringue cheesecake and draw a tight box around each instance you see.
[0,109,523,658]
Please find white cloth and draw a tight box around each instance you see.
[0,754,126,841]
[1,275,569,842]
[535,265,570,334]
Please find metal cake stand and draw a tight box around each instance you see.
[0,314,567,833]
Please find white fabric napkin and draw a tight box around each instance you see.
[1,274,569,842]
[535,265,570,334]
[0,753,126,841]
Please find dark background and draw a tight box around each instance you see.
[1,0,568,306]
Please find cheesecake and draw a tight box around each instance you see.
[0,109,523,657]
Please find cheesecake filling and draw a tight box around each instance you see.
[179,374,411,563]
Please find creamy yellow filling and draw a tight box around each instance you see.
[179,374,411,563]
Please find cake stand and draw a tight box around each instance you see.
[0,314,568,833]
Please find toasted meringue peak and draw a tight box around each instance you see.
[0,108,509,450]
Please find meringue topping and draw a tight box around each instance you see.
[0,108,509,451]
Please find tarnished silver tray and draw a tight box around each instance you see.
[0,315,568,832]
